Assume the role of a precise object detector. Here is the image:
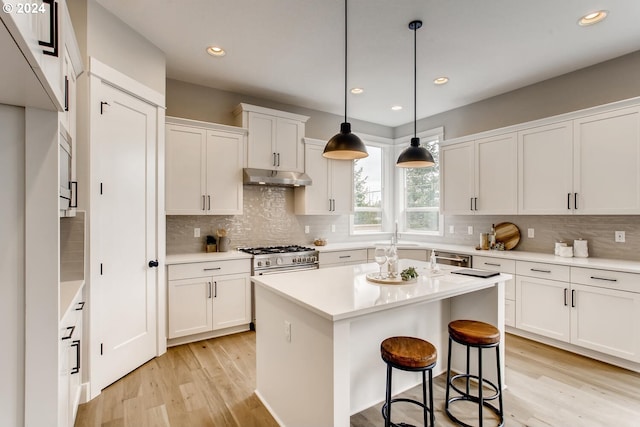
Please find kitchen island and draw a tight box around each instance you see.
[253,259,510,427]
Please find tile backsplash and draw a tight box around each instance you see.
[166,186,640,261]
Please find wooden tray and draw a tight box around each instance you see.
[366,273,417,285]
[495,222,520,250]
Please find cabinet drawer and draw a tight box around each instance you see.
[168,259,250,280]
[571,267,640,293]
[473,256,515,274]
[321,249,368,266]
[397,249,428,261]
[516,261,570,282]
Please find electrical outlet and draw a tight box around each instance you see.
[284,320,291,342]
[449,225,455,234]
[468,226,473,235]
[331,224,336,232]
[615,231,626,243]
[528,228,535,238]
[194,228,200,238]
[304,225,310,234]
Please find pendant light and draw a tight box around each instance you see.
[322,0,368,160]
[396,20,435,168]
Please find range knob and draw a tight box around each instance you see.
[257,261,262,267]
[265,260,271,266]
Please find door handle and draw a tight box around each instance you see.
[567,193,571,210]
[208,195,211,211]
[470,197,473,211]
[571,289,576,307]
[574,193,578,210]
[39,0,59,57]
[474,197,478,211]
[208,282,212,298]
[273,152,277,166]
[214,281,218,298]
[277,153,280,167]
[202,195,206,211]
[71,340,80,374]
[70,181,78,208]
[148,260,159,268]
[564,288,568,306]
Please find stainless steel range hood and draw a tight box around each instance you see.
[243,168,312,187]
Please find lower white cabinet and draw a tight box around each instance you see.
[167,259,251,339]
[474,256,516,327]
[516,274,570,341]
[319,249,368,268]
[58,294,84,427]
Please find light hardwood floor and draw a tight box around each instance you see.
[76,332,640,427]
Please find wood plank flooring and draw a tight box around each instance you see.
[75,332,640,427]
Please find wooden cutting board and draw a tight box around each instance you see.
[495,222,520,250]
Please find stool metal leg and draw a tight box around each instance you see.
[428,368,434,427]
[422,370,428,427]
[496,344,504,424]
[445,336,453,412]
[478,345,483,427]
[385,363,392,427]
[466,344,471,396]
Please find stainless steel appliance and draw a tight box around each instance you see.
[239,245,319,330]
[433,250,471,268]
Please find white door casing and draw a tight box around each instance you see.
[92,78,159,392]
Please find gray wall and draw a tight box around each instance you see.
[166,78,393,140]
[399,50,640,140]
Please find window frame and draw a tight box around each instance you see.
[395,127,444,238]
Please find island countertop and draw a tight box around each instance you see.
[252,259,511,322]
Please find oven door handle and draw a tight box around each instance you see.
[256,265,319,275]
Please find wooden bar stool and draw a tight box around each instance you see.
[380,336,437,427]
[445,320,504,427]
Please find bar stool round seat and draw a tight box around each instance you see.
[380,336,437,427]
[445,320,504,427]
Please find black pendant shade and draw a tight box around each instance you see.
[323,122,368,160]
[396,20,435,168]
[323,0,368,160]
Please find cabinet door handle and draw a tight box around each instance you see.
[530,268,551,273]
[338,255,351,259]
[202,195,206,211]
[208,282,212,299]
[214,281,218,298]
[208,195,211,211]
[564,288,568,306]
[474,197,478,211]
[203,267,221,271]
[62,326,75,340]
[484,262,501,267]
[75,301,85,311]
[273,152,277,166]
[590,276,617,282]
[64,76,69,111]
[470,197,473,211]
[71,340,81,374]
[574,193,578,210]
[277,152,280,167]
[39,0,59,57]
[70,181,78,208]
[567,193,571,210]
[571,289,576,308]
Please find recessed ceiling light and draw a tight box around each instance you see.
[206,46,226,57]
[578,10,608,26]
[391,105,403,111]
[434,77,449,85]
[350,87,364,94]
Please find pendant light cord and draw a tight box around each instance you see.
[344,0,348,123]
[413,22,417,139]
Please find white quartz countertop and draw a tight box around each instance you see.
[165,250,253,265]
[253,259,510,322]
[313,241,640,274]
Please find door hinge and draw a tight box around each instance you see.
[100,343,103,355]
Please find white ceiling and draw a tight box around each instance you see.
[96,0,640,127]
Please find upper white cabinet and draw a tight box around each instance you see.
[518,121,574,214]
[573,106,640,214]
[442,133,517,215]
[294,139,354,215]
[165,117,246,215]
[0,0,67,110]
[234,103,309,172]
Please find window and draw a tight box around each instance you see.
[401,134,441,234]
[353,145,384,233]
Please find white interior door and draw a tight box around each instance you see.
[94,80,158,389]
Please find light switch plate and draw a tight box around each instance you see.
[615,231,625,243]
[468,226,473,235]
[528,228,535,238]
[304,225,310,234]
[194,228,200,238]
[449,225,455,234]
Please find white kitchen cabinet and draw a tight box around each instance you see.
[58,292,84,427]
[442,133,517,215]
[234,103,309,172]
[516,274,570,342]
[1,0,66,110]
[518,121,574,214]
[570,267,640,362]
[474,256,516,327]
[165,117,246,215]
[167,259,251,340]
[294,140,354,214]
[319,249,368,268]
[573,106,640,214]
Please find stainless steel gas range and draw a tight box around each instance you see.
[239,245,319,330]
[239,245,319,275]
